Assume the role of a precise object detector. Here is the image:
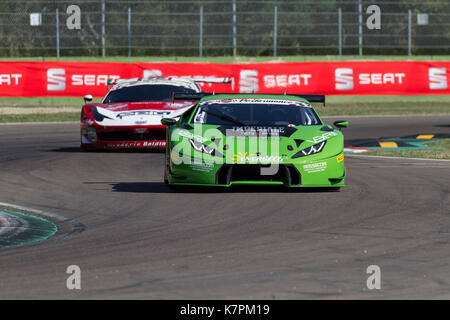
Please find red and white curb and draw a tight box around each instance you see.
[344,146,370,153]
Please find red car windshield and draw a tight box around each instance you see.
[103,85,199,103]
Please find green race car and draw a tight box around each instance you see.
[162,94,347,189]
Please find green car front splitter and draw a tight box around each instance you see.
[0,209,58,249]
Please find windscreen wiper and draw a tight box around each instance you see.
[202,109,247,126]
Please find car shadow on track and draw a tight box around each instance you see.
[107,182,340,194]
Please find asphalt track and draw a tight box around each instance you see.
[0,115,449,299]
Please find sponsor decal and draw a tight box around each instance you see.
[337,154,344,162]
[134,128,148,134]
[116,110,171,119]
[303,161,327,173]
[239,70,259,93]
[307,131,338,143]
[233,152,285,164]
[106,141,165,148]
[107,142,142,148]
[47,68,66,91]
[5,61,450,97]
[336,68,405,89]
[104,104,128,110]
[143,69,162,78]
[335,68,353,90]
[264,74,312,88]
[429,68,447,90]
[47,68,120,92]
[190,162,214,172]
[218,125,296,138]
[179,130,208,143]
[0,74,22,86]
[201,98,309,106]
[143,141,165,147]
[72,74,120,86]
[226,126,285,137]
[359,73,405,85]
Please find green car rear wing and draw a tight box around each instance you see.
[173,93,325,106]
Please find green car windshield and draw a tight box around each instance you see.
[192,100,322,126]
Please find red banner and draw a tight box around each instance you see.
[0,61,449,97]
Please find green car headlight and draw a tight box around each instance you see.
[189,139,223,157]
[292,141,326,159]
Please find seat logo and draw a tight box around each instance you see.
[47,68,66,91]
[143,69,162,78]
[240,70,259,93]
[429,68,447,90]
[335,68,354,90]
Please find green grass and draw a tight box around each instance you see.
[0,97,84,107]
[1,95,449,119]
[0,113,79,123]
[363,139,450,160]
[2,55,450,63]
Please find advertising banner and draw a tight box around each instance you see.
[0,61,449,97]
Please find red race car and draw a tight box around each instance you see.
[80,77,229,150]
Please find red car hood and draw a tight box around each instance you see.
[85,100,196,127]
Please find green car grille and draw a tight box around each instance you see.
[215,164,301,186]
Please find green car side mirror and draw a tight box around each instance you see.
[333,120,348,129]
[161,118,177,126]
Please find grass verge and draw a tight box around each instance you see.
[1,95,449,122]
[0,113,79,123]
[0,97,82,108]
[363,139,450,160]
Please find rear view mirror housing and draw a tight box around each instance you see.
[83,94,93,104]
[333,120,348,130]
[161,118,177,126]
